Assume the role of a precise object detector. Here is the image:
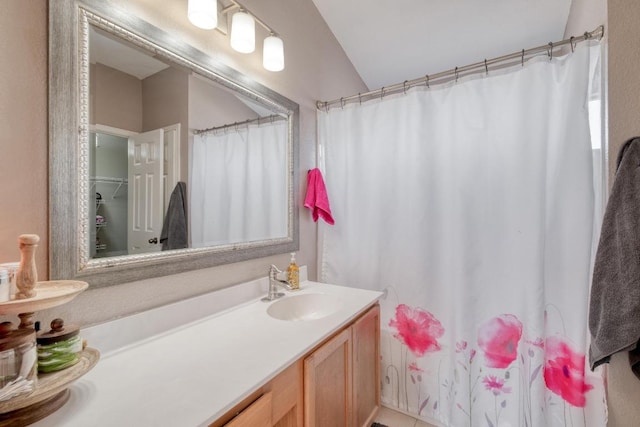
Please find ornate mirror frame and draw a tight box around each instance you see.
[49,0,299,287]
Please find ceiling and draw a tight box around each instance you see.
[311,0,573,90]
[90,27,169,79]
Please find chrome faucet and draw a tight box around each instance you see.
[262,264,292,301]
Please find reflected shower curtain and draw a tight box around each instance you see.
[318,43,606,426]
[190,120,288,247]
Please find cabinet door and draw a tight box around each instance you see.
[352,304,381,427]
[304,328,352,427]
[266,360,303,427]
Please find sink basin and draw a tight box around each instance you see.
[267,293,342,321]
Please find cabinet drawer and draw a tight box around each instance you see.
[225,392,272,427]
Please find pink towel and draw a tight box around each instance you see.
[304,168,334,225]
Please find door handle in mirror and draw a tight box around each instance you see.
[149,237,158,244]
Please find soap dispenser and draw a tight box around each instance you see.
[287,252,300,290]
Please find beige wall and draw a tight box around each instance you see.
[142,66,190,182]
[188,76,259,130]
[142,67,188,135]
[608,0,640,177]
[93,63,144,132]
[0,0,366,326]
[0,1,48,278]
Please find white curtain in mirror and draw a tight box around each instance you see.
[190,120,288,247]
[318,43,606,426]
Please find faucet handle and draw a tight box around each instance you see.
[269,264,282,278]
[269,264,291,288]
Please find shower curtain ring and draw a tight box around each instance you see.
[570,36,575,52]
[358,93,362,105]
[521,49,525,67]
[548,42,553,60]
[380,87,385,100]
[325,102,329,113]
[403,80,408,94]
[425,74,430,88]
[484,59,488,76]
[340,97,345,109]
[455,67,459,82]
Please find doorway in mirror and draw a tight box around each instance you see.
[90,131,128,258]
[89,124,181,258]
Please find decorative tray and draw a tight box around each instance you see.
[0,347,100,415]
[0,280,88,315]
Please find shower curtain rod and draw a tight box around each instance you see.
[316,25,604,111]
[193,114,287,135]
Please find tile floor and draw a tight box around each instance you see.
[373,405,437,427]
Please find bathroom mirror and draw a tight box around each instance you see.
[49,0,299,287]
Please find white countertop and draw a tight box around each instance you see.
[34,280,382,426]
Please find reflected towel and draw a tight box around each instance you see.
[304,168,334,225]
[160,182,188,250]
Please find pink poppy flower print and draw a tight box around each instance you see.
[389,304,445,357]
[477,314,523,368]
[543,336,593,407]
[456,340,468,353]
[482,375,512,396]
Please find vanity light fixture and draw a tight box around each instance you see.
[188,0,218,30]
[187,0,285,71]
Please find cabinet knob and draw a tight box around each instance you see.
[148,237,158,244]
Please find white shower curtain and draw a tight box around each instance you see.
[190,120,288,247]
[318,43,606,426]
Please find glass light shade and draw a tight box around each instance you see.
[230,11,255,54]
[188,0,218,29]
[263,35,285,72]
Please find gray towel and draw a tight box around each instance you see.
[589,137,640,371]
[160,182,188,251]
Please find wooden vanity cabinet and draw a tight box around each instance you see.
[211,303,380,427]
[304,304,381,427]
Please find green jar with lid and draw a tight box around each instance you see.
[36,318,83,373]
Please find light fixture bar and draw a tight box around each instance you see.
[190,0,285,71]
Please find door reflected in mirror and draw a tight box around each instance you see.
[88,25,289,258]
